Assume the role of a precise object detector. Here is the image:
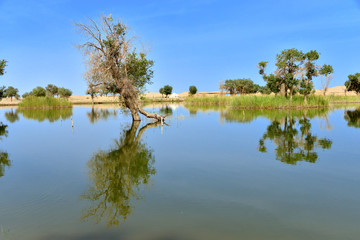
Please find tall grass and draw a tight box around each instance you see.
[327,95,360,103]
[185,95,329,109]
[18,96,72,108]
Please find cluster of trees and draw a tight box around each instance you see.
[158,85,197,97]
[159,85,173,97]
[220,78,269,95]
[345,73,360,95]
[22,84,72,98]
[0,86,19,101]
[258,49,334,104]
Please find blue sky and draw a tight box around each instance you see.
[1,0,360,95]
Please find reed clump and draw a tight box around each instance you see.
[18,96,72,108]
[185,95,329,109]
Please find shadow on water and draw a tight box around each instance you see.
[344,108,360,128]
[81,121,162,227]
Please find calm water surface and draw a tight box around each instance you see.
[0,104,359,240]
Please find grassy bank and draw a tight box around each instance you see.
[327,95,360,103]
[18,96,72,108]
[185,95,329,109]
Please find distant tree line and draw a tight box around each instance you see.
[22,84,72,98]
[220,78,269,95]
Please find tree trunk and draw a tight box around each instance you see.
[290,87,293,100]
[280,83,286,96]
[304,94,307,105]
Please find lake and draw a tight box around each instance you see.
[0,104,359,240]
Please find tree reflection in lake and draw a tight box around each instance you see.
[344,108,360,128]
[86,108,118,124]
[4,109,19,123]
[16,108,72,122]
[82,121,160,226]
[0,123,10,177]
[258,114,332,165]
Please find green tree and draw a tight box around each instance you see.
[0,59,7,76]
[189,85,197,95]
[259,49,304,99]
[345,73,360,95]
[162,85,173,97]
[22,92,30,98]
[221,80,237,95]
[4,86,19,101]
[299,50,320,105]
[58,87,72,98]
[76,15,164,122]
[0,86,6,101]
[319,64,334,96]
[81,121,158,226]
[31,86,46,97]
[159,87,164,97]
[45,84,59,97]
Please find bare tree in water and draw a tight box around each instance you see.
[76,14,166,122]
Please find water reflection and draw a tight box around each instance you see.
[16,108,72,122]
[86,108,118,123]
[0,123,10,177]
[344,108,360,128]
[82,121,160,226]
[258,116,332,165]
[4,109,19,123]
[220,108,329,123]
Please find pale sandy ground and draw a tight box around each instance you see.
[0,87,357,106]
[314,86,357,96]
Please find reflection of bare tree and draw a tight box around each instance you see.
[82,121,161,226]
[258,116,332,165]
[344,108,360,128]
[86,108,118,124]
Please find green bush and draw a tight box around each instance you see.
[189,86,197,95]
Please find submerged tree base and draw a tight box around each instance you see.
[18,96,72,109]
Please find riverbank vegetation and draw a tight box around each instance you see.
[18,96,72,108]
[185,95,329,109]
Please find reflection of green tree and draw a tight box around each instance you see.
[344,108,360,128]
[4,109,19,123]
[258,116,332,165]
[82,121,159,226]
[0,124,10,177]
[86,108,118,124]
[16,108,72,122]
[159,105,173,116]
[220,108,329,123]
